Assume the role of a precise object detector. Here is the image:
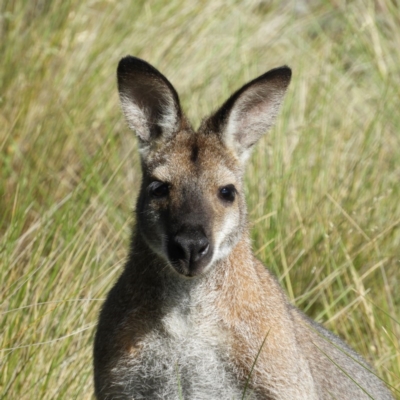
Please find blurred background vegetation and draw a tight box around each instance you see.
[1,0,399,398]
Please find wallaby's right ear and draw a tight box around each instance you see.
[204,66,291,163]
[117,56,182,147]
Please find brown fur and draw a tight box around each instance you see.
[93,56,393,399]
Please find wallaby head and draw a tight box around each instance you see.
[117,56,291,277]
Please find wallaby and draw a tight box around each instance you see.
[93,56,393,400]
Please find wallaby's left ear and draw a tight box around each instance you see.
[117,56,182,149]
[205,66,291,161]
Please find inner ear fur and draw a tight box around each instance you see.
[204,66,291,159]
[117,56,183,144]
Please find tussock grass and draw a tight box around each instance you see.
[1,0,399,398]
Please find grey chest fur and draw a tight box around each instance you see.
[108,307,254,400]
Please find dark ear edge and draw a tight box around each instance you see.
[117,56,182,120]
[207,66,292,134]
[117,56,183,143]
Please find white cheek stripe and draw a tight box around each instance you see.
[209,212,239,267]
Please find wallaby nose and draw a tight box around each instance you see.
[167,231,211,275]
[171,235,209,263]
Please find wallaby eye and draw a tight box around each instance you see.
[149,182,169,198]
[219,185,236,202]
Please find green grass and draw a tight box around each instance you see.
[1,0,399,398]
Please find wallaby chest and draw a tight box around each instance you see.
[111,300,252,400]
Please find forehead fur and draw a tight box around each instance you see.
[143,130,242,184]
